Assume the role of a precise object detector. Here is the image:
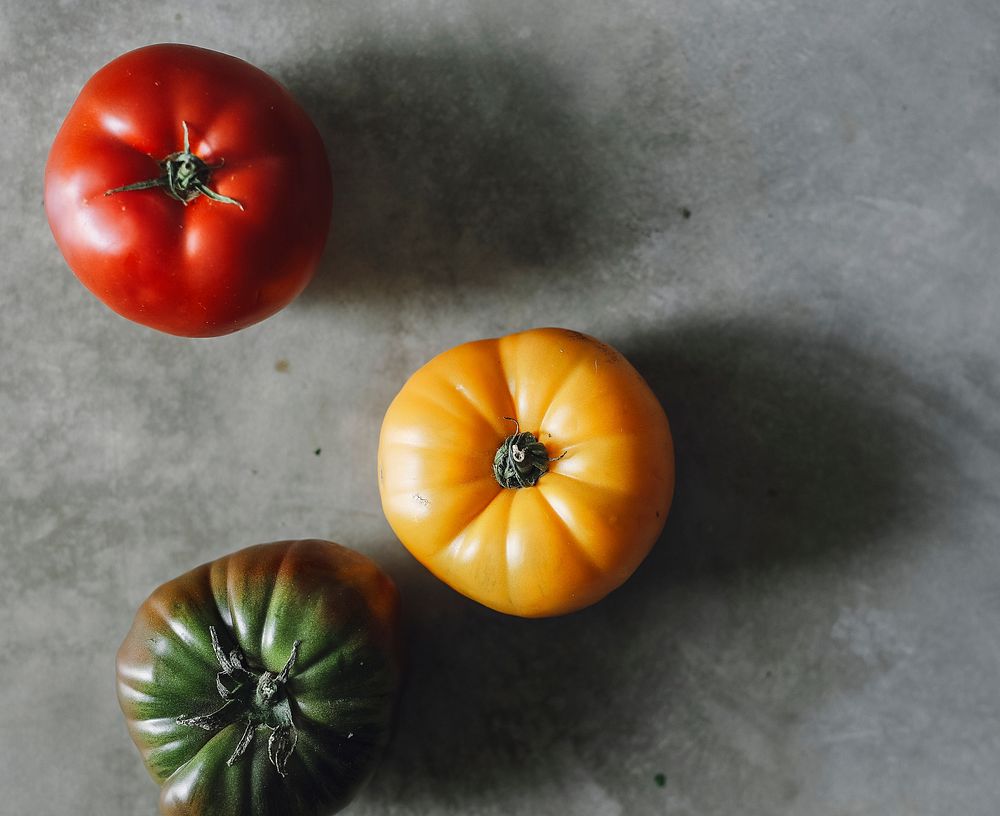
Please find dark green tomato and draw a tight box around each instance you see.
[117,540,402,816]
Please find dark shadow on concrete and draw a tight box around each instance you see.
[363,568,646,812]
[620,319,943,578]
[358,319,945,810]
[276,36,691,303]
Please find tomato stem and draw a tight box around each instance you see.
[176,626,301,777]
[493,417,563,488]
[104,121,244,210]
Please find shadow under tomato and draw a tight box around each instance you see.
[356,319,948,812]
[276,32,696,304]
[620,318,946,578]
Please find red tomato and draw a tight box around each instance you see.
[44,44,332,337]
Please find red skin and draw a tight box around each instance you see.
[44,44,332,337]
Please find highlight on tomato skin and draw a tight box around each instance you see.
[116,539,402,816]
[44,44,333,337]
[377,326,675,618]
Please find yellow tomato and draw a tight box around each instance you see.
[377,328,674,617]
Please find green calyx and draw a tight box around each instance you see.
[493,417,562,489]
[177,626,301,777]
[105,121,244,210]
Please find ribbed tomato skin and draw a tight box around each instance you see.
[116,540,401,816]
[378,328,674,617]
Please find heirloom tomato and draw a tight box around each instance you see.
[116,540,401,816]
[377,328,674,617]
[44,44,332,336]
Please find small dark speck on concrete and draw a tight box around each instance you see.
[767,487,778,497]
[680,207,692,219]
[175,12,182,21]
[251,469,258,475]
[315,448,322,456]
[275,359,290,373]
[765,670,773,679]
[654,773,667,788]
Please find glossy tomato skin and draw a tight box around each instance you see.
[378,328,674,617]
[116,540,401,816]
[45,44,332,337]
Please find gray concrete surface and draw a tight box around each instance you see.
[2,0,999,813]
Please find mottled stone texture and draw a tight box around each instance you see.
[2,0,999,814]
